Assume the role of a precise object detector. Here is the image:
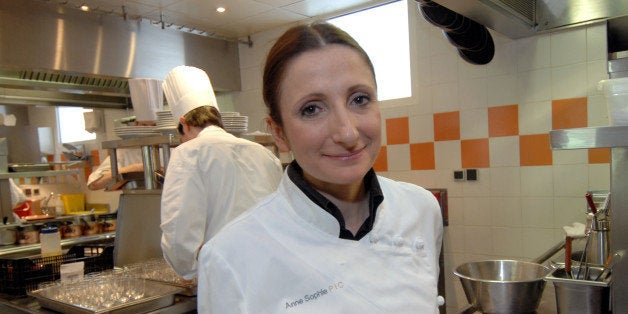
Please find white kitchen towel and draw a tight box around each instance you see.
[563,222,586,238]
[162,66,219,120]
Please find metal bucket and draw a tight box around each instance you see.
[454,260,549,313]
[544,265,611,314]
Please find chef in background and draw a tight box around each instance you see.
[160,65,283,280]
[87,78,163,191]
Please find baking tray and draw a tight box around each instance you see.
[29,279,183,314]
[8,163,52,172]
[146,278,197,296]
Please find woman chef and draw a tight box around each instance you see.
[160,66,283,280]
[197,23,443,313]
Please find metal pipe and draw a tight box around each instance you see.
[533,239,566,264]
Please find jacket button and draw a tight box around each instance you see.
[393,235,404,246]
[370,236,378,244]
[413,239,425,251]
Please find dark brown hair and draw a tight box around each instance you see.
[262,22,375,127]
[182,106,223,129]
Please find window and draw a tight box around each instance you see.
[56,106,96,143]
[329,0,410,101]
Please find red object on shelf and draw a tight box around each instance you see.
[585,193,598,214]
[12,200,32,218]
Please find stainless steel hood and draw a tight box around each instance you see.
[433,0,628,39]
[0,0,240,109]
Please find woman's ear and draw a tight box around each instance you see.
[266,116,290,152]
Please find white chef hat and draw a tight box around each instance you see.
[129,78,164,122]
[162,66,219,120]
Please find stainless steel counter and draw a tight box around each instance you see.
[0,294,197,314]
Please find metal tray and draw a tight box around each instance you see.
[29,279,183,314]
[8,163,52,172]
[146,278,197,296]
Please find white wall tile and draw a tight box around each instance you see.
[492,227,523,257]
[518,100,552,135]
[491,197,522,227]
[588,164,610,190]
[550,28,587,67]
[587,94,610,127]
[458,56,487,80]
[489,136,520,167]
[386,144,411,171]
[522,197,555,228]
[464,226,494,255]
[459,78,488,110]
[553,149,588,165]
[239,66,262,91]
[430,52,459,84]
[518,68,552,104]
[463,197,492,226]
[586,22,607,61]
[522,227,556,259]
[553,164,589,197]
[554,197,586,228]
[434,169,464,197]
[435,140,461,170]
[521,166,554,197]
[432,82,460,113]
[487,74,518,107]
[408,113,434,143]
[412,85,434,114]
[515,34,551,72]
[460,108,488,139]
[462,168,491,197]
[588,60,609,96]
[448,197,465,226]
[487,41,517,76]
[444,226,465,253]
[551,63,587,99]
[489,167,521,197]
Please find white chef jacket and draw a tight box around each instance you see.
[86,148,144,187]
[160,126,283,280]
[198,169,443,313]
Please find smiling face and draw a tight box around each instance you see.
[269,44,381,190]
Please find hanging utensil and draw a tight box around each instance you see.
[565,236,573,279]
[594,249,625,281]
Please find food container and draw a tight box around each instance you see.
[17,225,39,244]
[0,226,17,245]
[60,194,85,214]
[598,77,628,125]
[454,260,550,313]
[99,214,117,233]
[61,221,82,238]
[80,215,100,235]
[544,265,611,314]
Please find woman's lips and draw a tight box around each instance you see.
[324,146,366,161]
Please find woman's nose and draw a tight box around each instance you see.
[331,108,359,145]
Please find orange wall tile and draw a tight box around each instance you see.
[91,150,101,166]
[552,97,587,130]
[434,111,460,141]
[373,146,388,172]
[488,104,519,137]
[386,117,409,145]
[519,134,553,166]
[461,139,490,168]
[410,142,435,170]
[588,148,611,164]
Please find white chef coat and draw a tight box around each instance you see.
[86,148,144,187]
[160,126,283,280]
[198,169,443,314]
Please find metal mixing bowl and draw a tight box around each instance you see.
[454,260,550,313]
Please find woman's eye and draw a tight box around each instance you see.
[300,103,322,117]
[351,94,371,107]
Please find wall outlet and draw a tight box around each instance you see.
[454,170,465,181]
[466,169,478,181]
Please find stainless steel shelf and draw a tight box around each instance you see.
[0,232,115,258]
[0,169,78,179]
[550,126,628,149]
[101,135,180,149]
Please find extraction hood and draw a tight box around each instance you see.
[0,0,240,109]
[432,0,628,39]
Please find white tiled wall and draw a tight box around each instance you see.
[230,1,611,312]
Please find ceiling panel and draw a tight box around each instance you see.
[42,0,390,39]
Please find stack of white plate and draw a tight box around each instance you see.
[221,112,248,135]
[156,110,177,130]
[114,126,160,139]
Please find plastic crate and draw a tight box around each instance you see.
[0,243,114,296]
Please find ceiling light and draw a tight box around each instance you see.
[80,4,90,11]
[216,6,226,13]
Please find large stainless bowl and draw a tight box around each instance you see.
[454,260,550,313]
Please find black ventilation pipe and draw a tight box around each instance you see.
[415,0,494,65]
